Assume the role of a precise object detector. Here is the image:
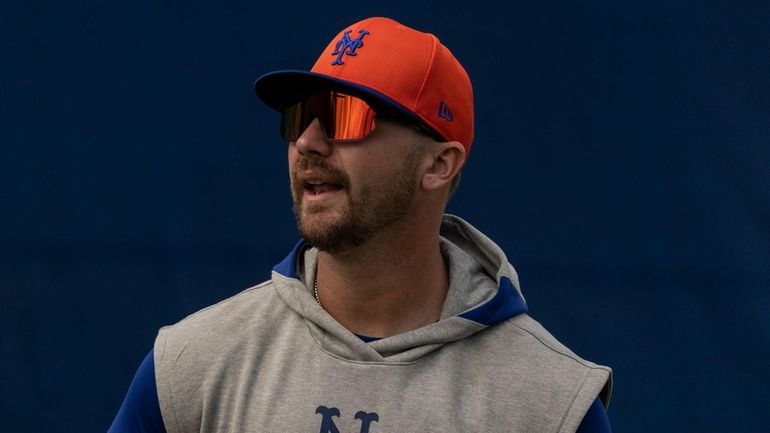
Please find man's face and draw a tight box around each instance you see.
[288,116,425,254]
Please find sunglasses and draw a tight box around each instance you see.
[280,91,378,143]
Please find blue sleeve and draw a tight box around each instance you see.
[107,350,167,433]
[575,397,611,433]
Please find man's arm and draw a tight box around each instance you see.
[575,397,612,433]
[107,350,166,433]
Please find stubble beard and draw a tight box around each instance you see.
[291,153,419,255]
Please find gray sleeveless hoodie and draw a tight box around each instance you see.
[154,215,612,433]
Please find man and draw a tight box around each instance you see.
[109,17,612,433]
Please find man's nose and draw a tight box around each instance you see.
[294,118,332,157]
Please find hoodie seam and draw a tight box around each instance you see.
[551,369,593,433]
[154,333,184,433]
[162,280,273,330]
[505,319,609,371]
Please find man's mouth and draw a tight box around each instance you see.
[304,180,344,195]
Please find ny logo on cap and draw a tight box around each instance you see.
[331,29,369,65]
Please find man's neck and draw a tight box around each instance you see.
[314,217,449,338]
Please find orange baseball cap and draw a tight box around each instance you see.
[254,17,474,152]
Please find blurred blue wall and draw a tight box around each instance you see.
[2,1,768,432]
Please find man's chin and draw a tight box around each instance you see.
[297,217,367,255]
[297,206,342,228]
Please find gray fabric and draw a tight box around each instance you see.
[154,214,612,433]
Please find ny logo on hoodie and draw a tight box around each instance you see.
[316,406,379,433]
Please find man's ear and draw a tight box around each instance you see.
[421,141,466,192]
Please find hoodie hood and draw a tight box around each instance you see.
[270,214,527,363]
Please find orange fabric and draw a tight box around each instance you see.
[309,17,474,152]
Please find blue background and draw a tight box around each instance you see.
[2,1,769,432]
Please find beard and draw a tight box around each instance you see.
[291,153,419,254]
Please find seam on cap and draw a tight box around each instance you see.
[413,33,438,112]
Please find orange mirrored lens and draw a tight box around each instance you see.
[326,93,376,141]
[280,92,376,142]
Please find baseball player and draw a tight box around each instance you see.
[109,17,612,433]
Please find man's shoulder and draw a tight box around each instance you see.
[501,314,610,372]
[155,278,286,346]
[494,313,613,407]
[175,279,275,322]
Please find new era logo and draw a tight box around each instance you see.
[438,101,453,121]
